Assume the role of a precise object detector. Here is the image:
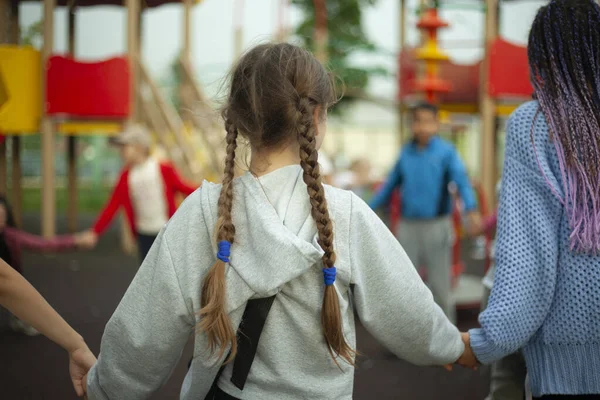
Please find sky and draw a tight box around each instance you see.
[19,0,547,100]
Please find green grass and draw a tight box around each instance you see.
[10,187,111,215]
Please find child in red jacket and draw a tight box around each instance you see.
[83,125,198,260]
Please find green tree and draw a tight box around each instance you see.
[21,20,43,48]
[292,0,389,113]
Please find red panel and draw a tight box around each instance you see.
[400,40,532,102]
[399,48,479,104]
[489,39,533,97]
[46,56,130,118]
[398,49,417,100]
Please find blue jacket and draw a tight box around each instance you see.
[369,136,476,218]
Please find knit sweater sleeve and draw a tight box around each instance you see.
[350,193,464,366]
[469,112,563,364]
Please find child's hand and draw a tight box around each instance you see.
[465,212,482,237]
[69,342,96,397]
[456,332,479,370]
[75,231,98,250]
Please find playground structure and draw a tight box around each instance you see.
[400,0,533,209]
[0,0,224,239]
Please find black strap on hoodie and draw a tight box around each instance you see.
[203,295,277,399]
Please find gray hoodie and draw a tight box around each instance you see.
[87,165,463,400]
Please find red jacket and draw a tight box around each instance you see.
[92,161,197,236]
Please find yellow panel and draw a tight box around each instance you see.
[495,104,518,117]
[439,104,479,114]
[402,102,520,117]
[57,121,122,135]
[0,46,42,134]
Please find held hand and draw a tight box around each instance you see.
[456,332,479,370]
[69,343,96,397]
[465,212,482,237]
[75,231,98,250]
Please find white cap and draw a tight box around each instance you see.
[109,124,152,150]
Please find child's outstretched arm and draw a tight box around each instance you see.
[162,162,199,196]
[4,226,81,253]
[91,171,128,237]
[369,157,403,211]
[0,259,96,396]
[349,193,464,366]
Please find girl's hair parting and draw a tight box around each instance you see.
[528,0,600,253]
[197,43,355,365]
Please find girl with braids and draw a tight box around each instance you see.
[463,1,600,398]
[85,43,468,400]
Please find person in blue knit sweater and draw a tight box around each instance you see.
[461,1,600,399]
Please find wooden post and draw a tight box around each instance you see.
[41,0,56,238]
[182,0,191,65]
[11,137,22,227]
[0,141,6,196]
[8,0,18,42]
[480,0,499,209]
[233,0,244,59]
[67,5,77,233]
[127,0,140,121]
[0,0,7,44]
[9,2,21,227]
[0,0,16,197]
[312,0,327,63]
[180,0,192,114]
[397,0,406,146]
[121,0,139,254]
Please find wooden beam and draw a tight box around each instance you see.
[67,136,77,232]
[121,0,140,255]
[9,3,21,227]
[0,0,8,44]
[0,141,6,195]
[11,137,21,228]
[138,62,199,177]
[233,0,244,59]
[180,0,192,121]
[41,0,56,238]
[127,0,140,124]
[397,0,406,146]
[0,0,8,194]
[480,0,499,210]
[0,0,18,197]
[312,0,327,63]
[67,5,77,233]
[182,0,192,65]
[7,0,18,44]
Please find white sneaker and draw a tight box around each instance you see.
[9,315,40,336]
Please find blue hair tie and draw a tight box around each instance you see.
[217,240,231,263]
[323,267,336,286]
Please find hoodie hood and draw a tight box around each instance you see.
[200,165,325,300]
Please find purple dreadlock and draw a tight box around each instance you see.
[528,0,600,253]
